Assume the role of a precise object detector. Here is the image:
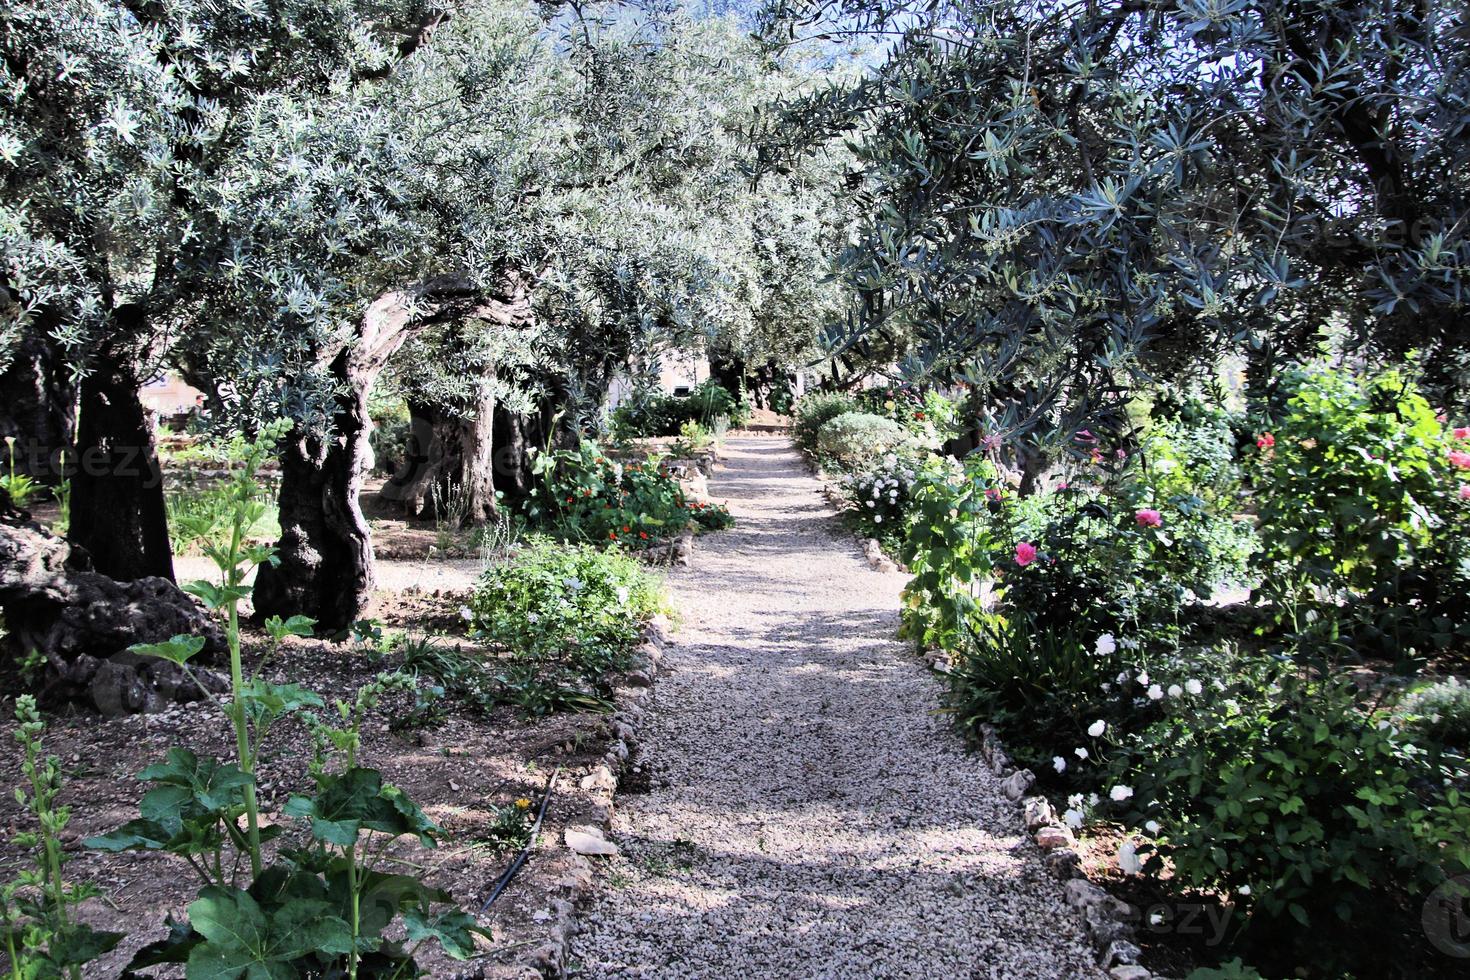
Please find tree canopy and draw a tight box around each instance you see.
[759,0,1470,439]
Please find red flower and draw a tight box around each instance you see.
[1135,508,1163,528]
[1256,432,1276,450]
[915,411,926,420]
[1015,542,1037,567]
[639,531,649,540]
[622,525,631,533]
[608,531,617,540]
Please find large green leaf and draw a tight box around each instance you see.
[184,887,353,979]
[283,769,438,848]
[401,908,487,960]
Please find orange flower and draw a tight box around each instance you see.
[621,525,631,533]
[608,531,617,540]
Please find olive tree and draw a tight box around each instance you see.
[759,0,1470,442]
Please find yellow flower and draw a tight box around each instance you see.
[514,798,532,810]
[884,400,896,411]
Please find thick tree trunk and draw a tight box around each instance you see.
[385,385,498,526]
[492,402,538,506]
[0,321,75,485]
[255,274,529,629]
[252,354,378,632]
[68,331,175,583]
[1,495,225,714]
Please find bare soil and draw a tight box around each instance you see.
[0,577,630,978]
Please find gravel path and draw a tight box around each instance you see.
[572,438,1104,979]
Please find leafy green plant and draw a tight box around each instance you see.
[609,379,748,437]
[791,392,858,454]
[1252,365,1470,663]
[86,421,484,977]
[815,411,909,471]
[840,451,922,547]
[1113,669,1470,962]
[854,385,958,448]
[899,454,1000,652]
[475,799,536,853]
[524,440,731,546]
[1,696,122,979]
[671,420,713,456]
[1400,676,1470,751]
[469,538,664,688]
[0,437,39,510]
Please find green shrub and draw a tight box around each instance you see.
[610,379,748,437]
[899,454,1000,652]
[854,385,959,447]
[792,392,858,453]
[840,451,923,547]
[816,411,908,471]
[524,440,733,545]
[469,538,664,683]
[1401,676,1470,750]
[1113,669,1470,960]
[1252,365,1470,662]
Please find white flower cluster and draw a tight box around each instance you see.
[844,455,919,528]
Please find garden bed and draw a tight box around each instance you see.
[0,585,664,978]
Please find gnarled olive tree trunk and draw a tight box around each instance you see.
[387,382,498,525]
[68,312,175,583]
[0,319,75,485]
[255,273,531,629]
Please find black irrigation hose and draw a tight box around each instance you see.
[479,767,560,912]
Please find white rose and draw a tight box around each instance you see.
[1185,678,1203,695]
[1110,785,1134,801]
[1094,633,1117,656]
[1087,720,1106,738]
[1052,756,1067,773]
[1147,684,1164,700]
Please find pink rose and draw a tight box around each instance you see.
[1450,450,1470,470]
[1461,485,1470,500]
[1256,432,1275,450]
[1015,542,1037,566]
[985,487,1003,501]
[1455,426,1470,440]
[1135,509,1163,528]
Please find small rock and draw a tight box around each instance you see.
[580,765,617,793]
[1109,967,1151,980]
[1064,879,1111,909]
[1021,796,1054,831]
[1000,768,1035,800]
[564,826,619,857]
[1035,825,1074,851]
[1043,847,1082,879]
[1101,939,1143,967]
